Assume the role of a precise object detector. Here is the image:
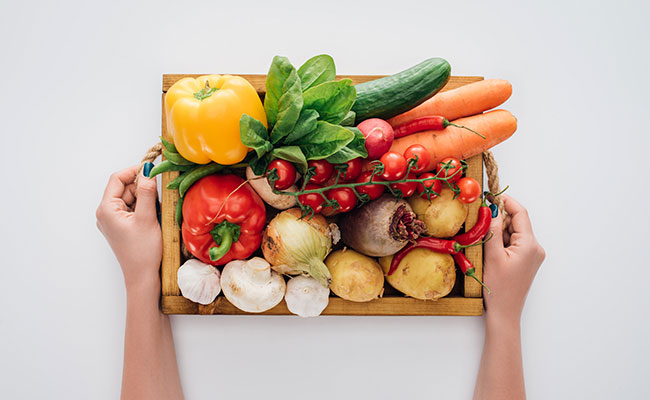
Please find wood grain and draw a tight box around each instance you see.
[463,153,484,297]
[160,74,485,315]
[163,74,483,93]
[160,94,181,296]
[162,295,483,316]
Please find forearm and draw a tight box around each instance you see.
[473,315,525,400]
[122,277,183,400]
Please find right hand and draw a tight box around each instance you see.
[483,195,546,325]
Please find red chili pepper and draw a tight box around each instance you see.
[393,116,486,139]
[452,252,491,293]
[387,237,468,275]
[454,201,492,246]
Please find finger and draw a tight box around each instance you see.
[102,166,139,202]
[484,208,505,257]
[135,169,158,220]
[501,195,534,235]
[122,183,136,206]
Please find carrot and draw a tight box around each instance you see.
[387,79,512,128]
[364,110,517,173]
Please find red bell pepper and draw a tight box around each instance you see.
[181,174,266,265]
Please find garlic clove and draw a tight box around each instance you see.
[285,275,330,317]
[177,259,222,305]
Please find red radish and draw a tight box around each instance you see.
[357,118,394,159]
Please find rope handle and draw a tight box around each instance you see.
[138,143,505,221]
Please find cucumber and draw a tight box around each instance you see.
[352,58,451,122]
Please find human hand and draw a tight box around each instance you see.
[483,195,545,326]
[96,165,162,290]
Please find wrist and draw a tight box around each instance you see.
[485,310,521,335]
[125,273,161,298]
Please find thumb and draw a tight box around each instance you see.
[483,208,504,261]
[135,168,159,220]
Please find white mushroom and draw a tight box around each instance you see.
[246,166,298,210]
[177,259,221,305]
[285,275,330,317]
[220,257,286,313]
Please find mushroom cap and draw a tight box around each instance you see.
[285,275,330,317]
[221,258,286,313]
[177,259,221,305]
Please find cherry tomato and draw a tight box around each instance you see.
[267,159,297,190]
[298,184,325,214]
[457,177,481,204]
[390,172,417,198]
[416,172,442,199]
[355,171,385,201]
[338,158,363,182]
[307,159,334,184]
[322,187,357,216]
[403,144,431,174]
[379,151,407,181]
[436,157,463,183]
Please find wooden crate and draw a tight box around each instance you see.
[160,74,485,316]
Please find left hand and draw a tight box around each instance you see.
[96,165,162,290]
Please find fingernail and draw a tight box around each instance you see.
[490,203,499,218]
[143,162,154,178]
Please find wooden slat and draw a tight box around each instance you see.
[463,153,484,297]
[160,94,181,296]
[163,295,483,316]
[163,74,483,93]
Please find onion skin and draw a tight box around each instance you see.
[262,208,333,286]
[338,195,424,257]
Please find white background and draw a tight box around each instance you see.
[1,0,648,399]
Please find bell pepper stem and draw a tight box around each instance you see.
[208,220,241,262]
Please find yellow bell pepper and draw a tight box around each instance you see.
[164,75,267,165]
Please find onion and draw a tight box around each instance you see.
[262,208,333,287]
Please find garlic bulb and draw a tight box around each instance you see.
[177,259,221,305]
[285,275,330,317]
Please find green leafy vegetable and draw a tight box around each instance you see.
[291,121,354,160]
[340,111,356,126]
[284,109,319,144]
[271,146,308,172]
[326,127,368,163]
[297,54,336,91]
[250,153,272,176]
[265,56,303,141]
[240,114,273,158]
[303,79,356,124]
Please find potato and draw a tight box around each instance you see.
[408,187,468,238]
[379,248,455,300]
[325,249,384,302]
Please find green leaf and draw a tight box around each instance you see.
[293,121,355,160]
[271,146,308,173]
[340,110,356,126]
[284,109,319,144]
[239,114,273,158]
[264,56,293,128]
[250,153,272,176]
[326,127,368,163]
[303,79,356,124]
[297,54,336,91]
[264,56,303,144]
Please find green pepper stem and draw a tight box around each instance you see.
[208,220,241,262]
[193,80,218,101]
